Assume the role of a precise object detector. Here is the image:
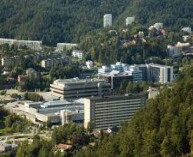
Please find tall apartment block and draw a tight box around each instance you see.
[50,78,111,99]
[84,94,146,130]
[103,14,112,27]
[138,64,174,84]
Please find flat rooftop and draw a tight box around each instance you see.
[51,78,107,86]
[85,93,147,101]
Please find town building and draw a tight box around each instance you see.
[126,65,143,82]
[1,56,21,67]
[0,38,42,50]
[55,144,73,152]
[167,45,182,58]
[50,78,111,99]
[181,27,192,34]
[98,63,173,84]
[72,50,83,60]
[26,68,39,79]
[85,60,94,69]
[149,64,173,84]
[56,43,78,51]
[147,87,160,99]
[99,72,133,89]
[0,143,18,153]
[41,57,70,68]
[84,94,146,130]
[103,14,112,27]
[17,100,84,124]
[126,16,135,25]
[137,64,173,84]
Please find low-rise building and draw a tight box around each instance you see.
[41,57,70,68]
[0,38,42,50]
[72,50,83,60]
[56,43,78,51]
[1,56,21,67]
[18,100,84,124]
[56,144,73,152]
[167,45,182,58]
[84,94,146,130]
[181,27,192,34]
[0,143,18,153]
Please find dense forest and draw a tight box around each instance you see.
[0,0,128,45]
[75,62,193,156]
[117,0,193,29]
[0,0,192,45]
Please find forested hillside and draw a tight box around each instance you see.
[0,0,192,45]
[75,63,193,156]
[0,0,128,45]
[117,0,193,28]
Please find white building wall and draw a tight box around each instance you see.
[104,14,112,27]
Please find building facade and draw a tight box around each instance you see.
[84,94,146,130]
[0,38,42,50]
[56,43,78,51]
[50,78,111,99]
[103,14,112,27]
[1,56,21,67]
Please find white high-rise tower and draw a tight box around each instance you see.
[103,14,112,27]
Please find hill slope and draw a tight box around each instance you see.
[0,0,128,45]
[75,63,193,156]
[0,0,192,45]
[117,0,193,28]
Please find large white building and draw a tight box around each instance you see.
[98,62,174,84]
[50,78,111,99]
[0,38,42,50]
[84,94,146,130]
[103,14,112,28]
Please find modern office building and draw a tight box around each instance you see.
[137,64,173,84]
[103,14,112,27]
[0,38,42,50]
[17,100,84,124]
[84,94,146,130]
[126,65,143,82]
[98,63,173,84]
[99,72,133,89]
[50,78,111,99]
[149,64,173,84]
[126,16,135,25]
